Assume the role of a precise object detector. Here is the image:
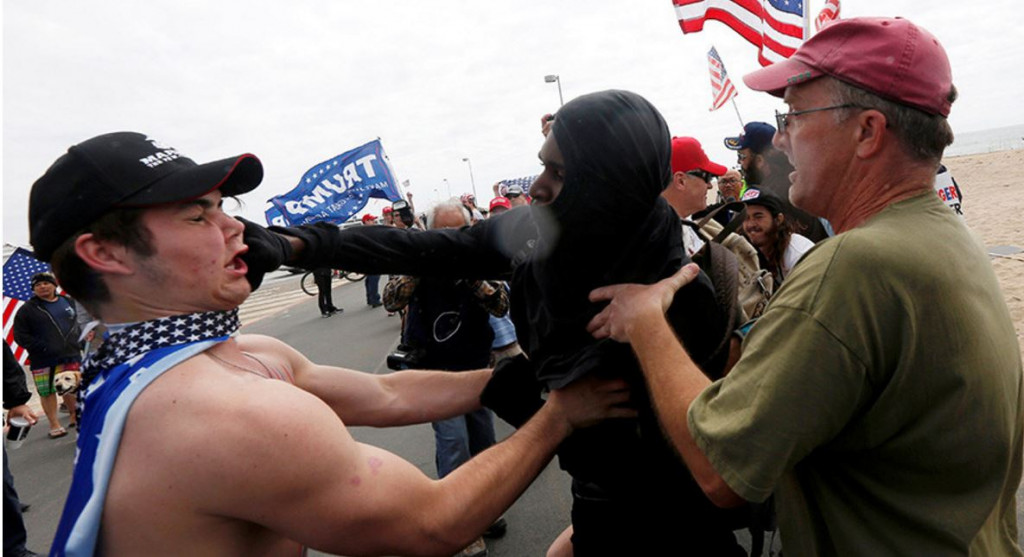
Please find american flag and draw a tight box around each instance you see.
[3,247,59,364]
[674,0,806,67]
[496,175,538,197]
[814,0,839,33]
[707,47,738,111]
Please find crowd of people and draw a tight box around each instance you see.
[4,15,1022,557]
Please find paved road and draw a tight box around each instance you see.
[7,273,1024,555]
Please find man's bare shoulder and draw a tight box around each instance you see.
[103,348,368,554]
[122,347,336,456]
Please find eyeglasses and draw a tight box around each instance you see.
[775,104,860,134]
[736,153,748,162]
[686,170,714,183]
[718,176,741,185]
[507,193,521,198]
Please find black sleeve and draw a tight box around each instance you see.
[666,270,730,380]
[280,206,536,280]
[3,342,31,409]
[12,305,44,357]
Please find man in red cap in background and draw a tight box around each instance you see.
[381,205,395,226]
[588,17,1023,555]
[488,196,511,217]
[661,136,727,256]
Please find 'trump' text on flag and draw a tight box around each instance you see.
[266,139,403,227]
[674,0,806,66]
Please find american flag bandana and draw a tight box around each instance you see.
[53,308,239,557]
[82,308,240,386]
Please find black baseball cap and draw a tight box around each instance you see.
[740,188,784,215]
[29,132,263,261]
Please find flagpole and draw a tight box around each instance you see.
[730,97,744,129]
[804,0,812,38]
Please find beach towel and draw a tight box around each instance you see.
[51,309,240,557]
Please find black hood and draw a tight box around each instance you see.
[533,89,673,245]
[514,90,687,389]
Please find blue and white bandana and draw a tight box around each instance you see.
[51,309,240,557]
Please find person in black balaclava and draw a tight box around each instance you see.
[240,90,746,555]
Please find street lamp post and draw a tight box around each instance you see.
[461,157,477,200]
[544,74,563,106]
[443,178,452,198]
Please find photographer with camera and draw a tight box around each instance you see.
[382,199,510,557]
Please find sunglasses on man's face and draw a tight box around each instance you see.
[686,170,714,183]
[507,193,522,198]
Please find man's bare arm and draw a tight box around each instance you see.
[587,264,744,507]
[194,371,632,556]
[238,334,490,427]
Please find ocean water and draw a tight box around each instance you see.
[946,123,1024,157]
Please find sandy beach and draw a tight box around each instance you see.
[944,148,1024,360]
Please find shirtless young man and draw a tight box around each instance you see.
[32,132,630,556]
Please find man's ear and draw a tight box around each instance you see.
[853,109,888,159]
[774,213,786,227]
[74,233,135,276]
[671,171,688,190]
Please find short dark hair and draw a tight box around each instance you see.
[827,77,957,163]
[50,208,154,316]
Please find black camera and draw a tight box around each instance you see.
[386,344,425,370]
[392,200,415,227]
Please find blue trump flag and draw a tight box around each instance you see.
[267,139,402,226]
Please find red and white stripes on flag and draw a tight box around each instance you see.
[707,47,738,111]
[2,297,30,364]
[814,0,839,33]
[674,0,806,67]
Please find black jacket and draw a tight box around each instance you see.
[12,295,82,369]
[3,341,31,409]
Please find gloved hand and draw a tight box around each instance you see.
[236,217,293,290]
[480,354,545,428]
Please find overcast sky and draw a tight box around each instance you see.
[4,1,1023,248]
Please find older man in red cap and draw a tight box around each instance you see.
[588,17,1023,555]
[661,137,727,256]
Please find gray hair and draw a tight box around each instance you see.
[825,77,957,163]
[428,199,472,229]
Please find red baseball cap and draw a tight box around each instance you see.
[743,17,953,117]
[381,206,393,214]
[489,197,511,211]
[670,137,727,176]
[361,213,377,223]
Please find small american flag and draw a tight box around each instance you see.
[674,0,806,67]
[497,175,538,196]
[814,0,839,33]
[3,247,59,364]
[707,47,738,111]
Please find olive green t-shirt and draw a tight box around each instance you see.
[689,193,1023,556]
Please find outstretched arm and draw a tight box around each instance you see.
[587,264,744,508]
[197,370,633,556]
[237,208,537,289]
[239,334,490,427]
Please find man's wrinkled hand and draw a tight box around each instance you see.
[586,264,700,342]
[236,217,293,290]
[547,376,635,431]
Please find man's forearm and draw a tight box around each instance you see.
[431,401,571,546]
[377,369,490,425]
[276,222,512,280]
[627,314,743,507]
